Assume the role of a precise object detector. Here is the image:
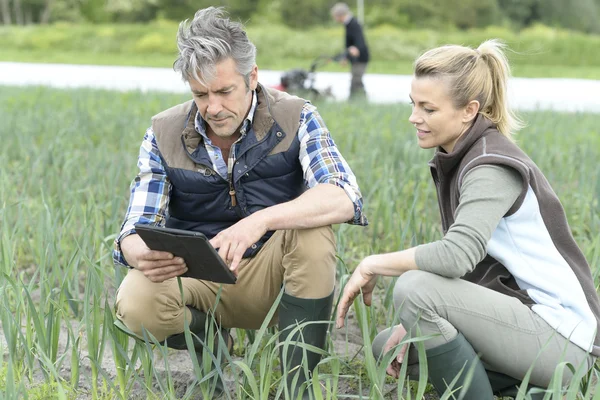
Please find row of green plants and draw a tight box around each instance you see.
[1,22,600,78]
[0,85,599,399]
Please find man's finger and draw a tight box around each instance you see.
[229,248,244,273]
[226,242,240,265]
[145,263,187,277]
[146,266,188,282]
[209,235,220,249]
[138,257,184,271]
[143,250,175,261]
[147,265,187,279]
[217,241,231,263]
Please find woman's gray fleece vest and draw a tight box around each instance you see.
[151,85,307,258]
[429,114,600,355]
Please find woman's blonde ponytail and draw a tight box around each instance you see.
[477,40,523,138]
[414,39,523,139]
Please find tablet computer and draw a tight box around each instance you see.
[134,224,237,284]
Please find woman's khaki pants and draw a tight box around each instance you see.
[372,270,596,388]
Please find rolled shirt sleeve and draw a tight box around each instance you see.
[297,103,367,225]
[112,127,171,267]
[114,103,368,268]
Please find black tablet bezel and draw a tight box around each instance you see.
[134,224,237,284]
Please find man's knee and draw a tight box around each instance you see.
[287,225,335,257]
[116,291,164,341]
[115,270,183,342]
[282,226,336,297]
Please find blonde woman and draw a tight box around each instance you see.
[336,40,599,399]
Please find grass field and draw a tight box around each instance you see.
[2,22,600,79]
[0,85,599,399]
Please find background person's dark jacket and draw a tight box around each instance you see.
[345,17,369,63]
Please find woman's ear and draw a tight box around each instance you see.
[462,100,480,123]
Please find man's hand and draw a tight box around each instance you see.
[209,212,269,275]
[335,257,378,328]
[382,324,409,378]
[121,234,187,282]
[348,46,360,58]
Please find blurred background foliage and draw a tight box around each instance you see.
[2,0,600,78]
[1,0,600,33]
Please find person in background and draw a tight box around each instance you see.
[331,2,370,100]
[336,39,599,399]
[112,6,367,399]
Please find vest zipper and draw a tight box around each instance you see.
[229,179,237,207]
[197,164,239,210]
[432,171,448,233]
[182,134,240,209]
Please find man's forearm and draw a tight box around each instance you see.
[256,183,355,231]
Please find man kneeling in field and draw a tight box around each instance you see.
[112,6,367,398]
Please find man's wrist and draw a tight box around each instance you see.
[114,228,137,268]
[120,234,140,269]
[253,208,273,232]
[117,228,136,246]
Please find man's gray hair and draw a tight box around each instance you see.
[331,2,351,18]
[173,7,256,86]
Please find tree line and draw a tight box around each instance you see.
[2,0,600,34]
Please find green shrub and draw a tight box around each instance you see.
[1,22,600,76]
[134,32,176,53]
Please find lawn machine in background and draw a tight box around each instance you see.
[271,55,336,100]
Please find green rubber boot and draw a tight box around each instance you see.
[162,307,230,399]
[487,370,545,399]
[425,333,494,400]
[278,291,334,400]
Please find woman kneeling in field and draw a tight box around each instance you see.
[336,39,600,399]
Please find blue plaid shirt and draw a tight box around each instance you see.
[113,93,367,267]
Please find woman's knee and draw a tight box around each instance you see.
[393,270,450,326]
[393,270,433,309]
[372,327,395,360]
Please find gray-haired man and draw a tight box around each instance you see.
[113,6,367,399]
[331,2,370,100]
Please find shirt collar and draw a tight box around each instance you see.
[430,114,494,176]
[194,90,258,140]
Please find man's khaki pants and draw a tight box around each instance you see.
[372,270,595,388]
[115,226,336,342]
